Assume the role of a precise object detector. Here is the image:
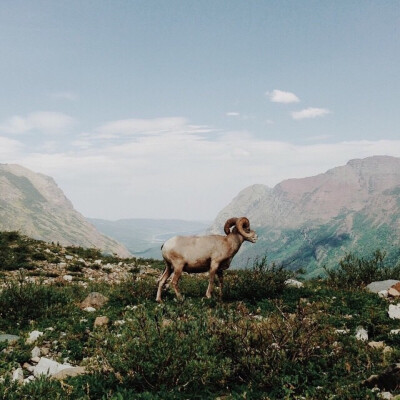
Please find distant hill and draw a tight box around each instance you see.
[0,164,130,257]
[210,156,400,276]
[89,218,210,259]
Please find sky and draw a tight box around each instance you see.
[0,1,400,221]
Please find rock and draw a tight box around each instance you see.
[94,316,109,327]
[26,330,43,344]
[65,255,74,260]
[366,280,400,294]
[369,341,386,349]
[335,329,350,334]
[52,366,86,380]
[284,279,304,288]
[379,290,389,298]
[31,346,41,358]
[94,259,102,265]
[45,248,51,254]
[355,326,368,341]
[58,262,67,268]
[33,357,82,378]
[392,282,400,292]
[0,334,20,344]
[40,346,50,356]
[83,307,96,312]
[63,275,73,282]
[12,368,24,383]
[364,363,400,390]
[380,392,394,400]
[31,356,41,363]
[80,292,109,309]
[390,329,400,335]
[23,362,34,372]
[389,304,400,319]
[388,288,400,297]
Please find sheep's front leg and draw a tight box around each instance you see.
[206,261,219,299]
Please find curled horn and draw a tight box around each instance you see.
[236,217,252,239]
[224,218,238,235]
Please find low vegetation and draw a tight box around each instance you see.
[0,231,400,399]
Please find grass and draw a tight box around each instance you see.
[0,234,400,399]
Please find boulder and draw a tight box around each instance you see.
[0,334,20,344]
[389,304,400,319]
[26,330,43,344]
[12,368,24,383]
[366,280,400,294]
[80,292,109,310]
[388,287,400,297]
[31,346,41,358]
[33,357,84,379]
[355,326,368,341]
[284,279,304,288]
[94,316,109,327]
[368,341,385,349]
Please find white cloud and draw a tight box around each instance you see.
[226,112,240,117]
[292,107,331,120]
[268,89,300,104]
[0,136,23,159]
[17,116,400,221]
[0,112,76,134]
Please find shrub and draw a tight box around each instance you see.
[325,249,400,289]
[223,256,293,302]
[0,278,72,328]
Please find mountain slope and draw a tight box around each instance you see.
[89,218,210,259]
[0,164,130,257]
[210,156,400,276]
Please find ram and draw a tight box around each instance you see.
[156,217,257,302]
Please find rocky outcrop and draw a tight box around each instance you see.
[0,164,129,257]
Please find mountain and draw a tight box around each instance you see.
[0,164,130,257]
[210,156,400,276]
[89,218,210,259]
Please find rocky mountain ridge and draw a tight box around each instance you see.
[210,156,400,275]
[0,164,129,257]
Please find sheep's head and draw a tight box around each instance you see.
[224,217,258,243]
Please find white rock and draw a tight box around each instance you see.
[33,357,72,377]
[388,304,400,319]
[379,392,393,399]
[390,329,400,335]
[58,262,67,268]
[31,346,41,358]
[26,330,43,344]
[83,307,96,312]
[366,280,400,294]
[45,249,51,254]
[94,259,102,265]
[284,279,304,288]
[355,326,368,341]
[23,375,35,385]
[378,290,389,298]
[65,255,74,260]
[31,356,41,363]
[12,367,24,383]
[335,329,350,334]
[63,275,73,282]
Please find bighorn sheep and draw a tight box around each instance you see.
[156,217,257,302]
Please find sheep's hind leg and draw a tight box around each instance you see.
[206,261,219,299]
[156,263,172,303]
[170,263,184,301]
